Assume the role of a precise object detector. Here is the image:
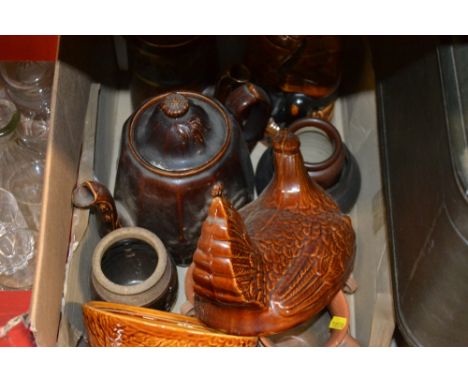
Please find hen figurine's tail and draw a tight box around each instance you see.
[192,184,265,307]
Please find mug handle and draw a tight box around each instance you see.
[214,64,251,103]
[224,82,272,150]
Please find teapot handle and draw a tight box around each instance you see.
[72,180,122,237]
[224,83,271,150]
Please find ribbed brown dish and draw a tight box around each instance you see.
[82,301,258,347]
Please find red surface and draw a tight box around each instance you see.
[0,291,34,346]
[0,35,59,61]
[0,290,31,326]
[0,317,35,347]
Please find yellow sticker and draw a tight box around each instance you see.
[329,316,347,330]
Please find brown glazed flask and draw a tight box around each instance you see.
[245,36,342,101]
[128,36,218,109]
[114,86,270,266]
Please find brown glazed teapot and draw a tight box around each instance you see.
[113,85,271,266]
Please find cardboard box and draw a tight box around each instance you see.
[18,36,394,346]
[0,36,59,345]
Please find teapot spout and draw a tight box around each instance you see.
[72,180,122,237]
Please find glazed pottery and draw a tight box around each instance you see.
[90,227,178,311]
[72,180,123,237]
[192,130,356,336]
[259,291,359,347]
[270,92,335,126]
[245,36,342,100]
[113,87,270,266]
[214,64,251,104]
[128,36,218,109]
[83,301,258,347]
[256,118,361,213]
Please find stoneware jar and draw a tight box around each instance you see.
[114,86,270,266]
[90,227,178,311]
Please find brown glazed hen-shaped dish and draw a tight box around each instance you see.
[192,129,355,336]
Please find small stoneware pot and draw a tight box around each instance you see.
[259,291,359,347]
[91,227,178,311]
[82,301,258,347]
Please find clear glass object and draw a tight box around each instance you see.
[6,160,45,232]
[0,98,38,189]
[0,188,36,290]
[0,61,52,115]
[0,61,54,156]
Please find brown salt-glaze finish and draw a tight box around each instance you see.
[83,301,258,347]
[192,130,355,336]
[224,82,272,150]
[114,88,270,266]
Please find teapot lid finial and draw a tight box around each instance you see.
[160,93,190,118]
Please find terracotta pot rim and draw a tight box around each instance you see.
[92,227,168,296]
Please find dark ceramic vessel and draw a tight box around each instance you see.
[270,92,336,126]
[114,87,270,266]
[128,36,218,109]
[192,131,356,336]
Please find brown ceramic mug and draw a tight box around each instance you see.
[214,64,251,104]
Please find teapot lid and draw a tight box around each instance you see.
[128,91,231,175]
